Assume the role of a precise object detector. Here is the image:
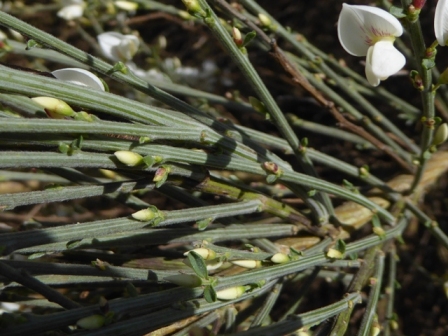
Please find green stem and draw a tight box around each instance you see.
[401,0,435,193]
[195,0,334,220]
[357,251,385,336]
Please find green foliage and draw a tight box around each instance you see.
[0,1,446,335]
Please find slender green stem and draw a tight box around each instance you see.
[357,251,385,336]
[250,281,283,327]
[400,0,435,193]
[330,245,380,336]
[195,0,334,220]
[383,247,398,336]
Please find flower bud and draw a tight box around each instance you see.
[115,1,138,11]
[164,274,202,288]
[372,226,386,239]
[258,13,271,27]
[216,286,246,300]
[413,0,426,10]
[232,27,243,47]
[31,97,75,119]
[432,123,448,146]
[182,0,201,14]
[131,208,156,221]
[184,248,216,260]
[230,259,261,269]
[76,314,105,330]
[114,150,143,166]
[153,166,171,187]
[326,248,343,259]
[270,253,290,264]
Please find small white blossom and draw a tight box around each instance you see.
[97,32,139,62]
[337,4,405,86]
[57,0,85,21]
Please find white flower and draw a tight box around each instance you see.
[337,4,406,86]
[435,0,448,46]
[97,32,139,62]
[52,68,105,91]
[57,0,85,21]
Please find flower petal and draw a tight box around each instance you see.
[57,4,84,20]
[97,32,124,61]
[97,32,139,62]
[435,0,448,46]
[52,68,105,91]
[365,46,381,86]
[369,40,405,84]
[338,4,403,56]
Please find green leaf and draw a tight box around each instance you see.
[28,252,46,259]
[58,142,70,154]
[197,217,214,231]
[143,156,155,168]
[389,6,406,18]
[266,174,277,184]
[422,58,435,70]
[371,214,381,228]
[187,250,209,280]
[203,285,217,303]
[26,39,43,49]
[348,252,358,260]
[241,31,256,48]
[335,239,346,254]
[66,239,83,249]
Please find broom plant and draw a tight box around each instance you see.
[0,0,447,335]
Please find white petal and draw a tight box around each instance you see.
[338,4,403,56]
[117,35,139,61]
[52,68,105,91]
[366,41,405,86]
[365,46,381,86]
[97,32,139,62]
[97,32,124,61]
[57,4,83,20]
[435,0,448,46]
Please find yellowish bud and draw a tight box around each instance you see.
[216,286,246,300]
[76,314,105,330]
[114,150,143,166]
[433,123,448,146]
[270,253,290,264]
[232,27,243,46]
[205,259,223,271]
[326,248,343,259]
[184,248,216,260]
[131,208,156,221]
[182,0,201,13]
[372,226,386,238]
[178,10,193,20]
[258,13,271,27]
[31,97,75,118]
[115,1,138,11]
[230,259,261,269]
